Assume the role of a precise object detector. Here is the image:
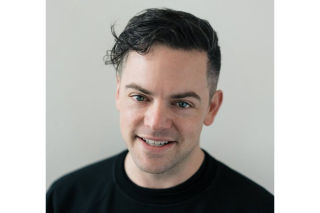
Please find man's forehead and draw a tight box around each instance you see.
[119,45,209,99]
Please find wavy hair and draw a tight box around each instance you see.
[104,8,221,99]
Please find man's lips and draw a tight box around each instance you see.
[137,136,176,152]
[137,135,176,143]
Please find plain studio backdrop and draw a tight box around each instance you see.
[47,0,274,194]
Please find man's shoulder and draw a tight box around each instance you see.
[208,157,274,212]
[46,150,126,212]
[52,151,120,187]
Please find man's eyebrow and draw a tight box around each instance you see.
[125,83,201,102]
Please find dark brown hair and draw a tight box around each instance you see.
[104,8,221,99]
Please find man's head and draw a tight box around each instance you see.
[105,8,223,176]
[105,8,221,100]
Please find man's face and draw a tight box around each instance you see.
[116,45,221,174]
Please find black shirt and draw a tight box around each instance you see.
[46,149,274,212]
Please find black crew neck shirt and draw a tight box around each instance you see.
[46,149,274,212]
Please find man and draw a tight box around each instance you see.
[47,8,273,212]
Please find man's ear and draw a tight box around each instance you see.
[116,75,120,111]
[204,90,223,126]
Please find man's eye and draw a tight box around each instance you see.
[131,95,192,109]
[177,102,191,109]
[131,95,145,102]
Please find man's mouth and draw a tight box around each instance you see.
[138,136,173,147]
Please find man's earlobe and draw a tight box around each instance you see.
[204,90,223,126]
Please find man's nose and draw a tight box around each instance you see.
[144,101,172,131]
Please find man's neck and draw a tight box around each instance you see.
[124,148,205,189]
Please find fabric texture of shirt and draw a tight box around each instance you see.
[46,149,274,213]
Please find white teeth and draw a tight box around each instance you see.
[142,138,169,146]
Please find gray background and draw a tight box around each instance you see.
[47,0,274,194]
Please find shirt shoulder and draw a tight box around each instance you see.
[208,159,274,213]
[46,151,123,213]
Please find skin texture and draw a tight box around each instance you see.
[116,45,223,188]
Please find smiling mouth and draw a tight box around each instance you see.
[138,136,174,147]
[136,135,176,143]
